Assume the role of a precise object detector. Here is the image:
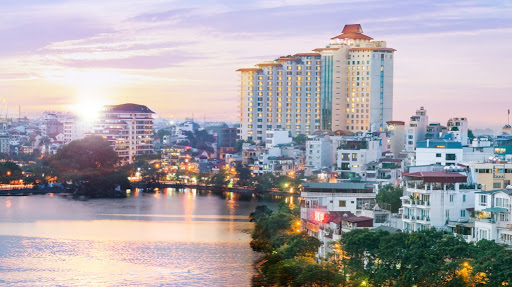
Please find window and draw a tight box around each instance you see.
[450,194,454,202]
[493,182,501,189]
[479,195,487,206]
[460,210,466,217]
[436,153,441,158]
[446,154,456,161]
[463,195,466,202]
[339,200,346,207]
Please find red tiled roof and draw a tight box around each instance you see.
[350,47,396,52]
[313,47,340,52]
[342,24,363,33]
[294,53,321,57]
[332,33,373,40]
[236,68,263,72]
[387,121,405,125]
[256,62,282,67]
[277,57,301,62]
[403,172,467,183]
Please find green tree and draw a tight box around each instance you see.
[52,135,119,171]
[254,173,276,192]
[376,184,403,213]
[235,163,252,186]
[292,134,308,145]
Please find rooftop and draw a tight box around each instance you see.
[331,24,373,40]
[105,103,155,114]
[416,139,462,149]
[403,171,467,183]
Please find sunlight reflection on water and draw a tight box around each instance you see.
[0,190,274,286]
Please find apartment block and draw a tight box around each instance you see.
[238,24,395,142]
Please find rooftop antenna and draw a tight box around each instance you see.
[508,109,510,125]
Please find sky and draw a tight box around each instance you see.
[1,0,511,128]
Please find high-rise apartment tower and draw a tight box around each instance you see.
[238,24,395,142]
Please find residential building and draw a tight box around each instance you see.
[425,122,444,139]
[415,139,463,166]
[306,135,336,169]
[401,171,476,233]
[63,117,86,144]
[336,137,381,180]
[300,182,391,258]
[471,162,512,191]
[495,135,512,161]
[447,117,468,145]
[218,128,238,148]
[0,133,9,154]
[405,107,428,152]
[91,103,154,164]
[238,24,395,142]
[386,121,405,157]
[473,188,512,246]
[265,129,292,148]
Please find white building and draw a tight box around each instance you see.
[447,117,469,145]
[473,188,512,246]
[306,135,337,169]
[336,138,382,180]
[415,139,463,166]
[386,121,405,157]
[63,117,86,144]
[91,103,155,164]
[238,24,395,142]
[405,107,428,152]
[301,182,391,258]
[265,129,292,148]
[401,171,476,233]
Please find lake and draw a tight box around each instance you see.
[0,189,289,286]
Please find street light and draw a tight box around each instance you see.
[6,171,11,177]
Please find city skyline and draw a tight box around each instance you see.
[1,0,511,128]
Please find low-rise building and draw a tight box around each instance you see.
[401,171,476,233]
[415,139,463,166]
[473,188,512,246]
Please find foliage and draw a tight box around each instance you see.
[254,173,277,192]
[292,134,308,145]
[234,139,255,152]
[235,163,252,186]
[209,168,229,188]
[376,184,403,213]
[250,203,342,286]
[52,135,118,172]
[0,161,23,183]
[339,228,512,286]
[50,136,129,197]
[182,130,215,153]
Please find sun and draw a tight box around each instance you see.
[70,92,108,122]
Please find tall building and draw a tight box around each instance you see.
[405,107,428,152]
[63,116,86,144]
[238,24,395,143]
[386,120,405,157]
[91,103,155,164]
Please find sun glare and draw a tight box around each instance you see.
[71,93,107,122]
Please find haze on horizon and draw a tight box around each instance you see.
[1,0,511,129]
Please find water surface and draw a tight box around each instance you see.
[0,189,282,286]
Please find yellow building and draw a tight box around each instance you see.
[472,162,512,191]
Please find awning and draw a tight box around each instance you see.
[482,207,508,213]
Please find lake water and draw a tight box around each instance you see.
[0,189,287,286]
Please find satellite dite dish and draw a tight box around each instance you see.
[506,185,512,190]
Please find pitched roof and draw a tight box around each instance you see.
[331,24,373,40]
[105,103,154,114]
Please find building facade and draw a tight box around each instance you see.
[91,103,154,164]
[238,24,395,142]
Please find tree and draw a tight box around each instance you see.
[235,163,252,186]
[376,185,403,213]
[254,173,276,192]
[249,205,273,222]
[234,139,255,152]
[292,134,308,145]
[0,161,23,184]
[53,135,119,172]
[209,168,229,188]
